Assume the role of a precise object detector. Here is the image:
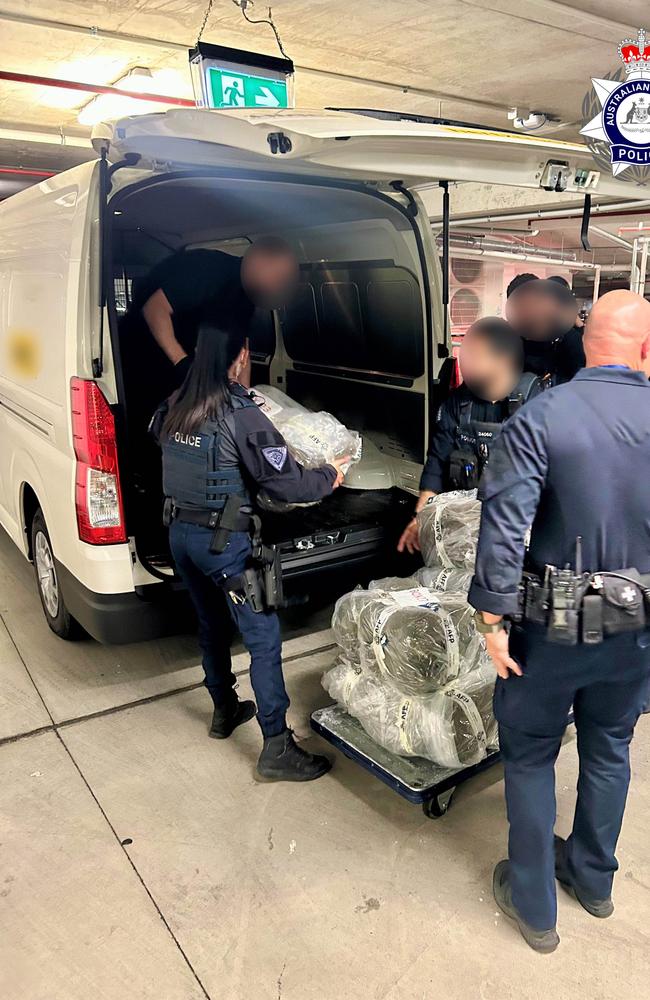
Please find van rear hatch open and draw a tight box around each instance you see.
[98,107,619,195]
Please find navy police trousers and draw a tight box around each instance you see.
[169,523,289,737]
[495,622,650,931]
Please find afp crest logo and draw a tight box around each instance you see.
[582,28,650,179]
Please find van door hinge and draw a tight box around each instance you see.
[267,132,292,155]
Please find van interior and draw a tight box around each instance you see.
[109,173,440,589]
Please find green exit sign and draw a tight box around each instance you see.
[207,67,289,109]
[189,42,294,111]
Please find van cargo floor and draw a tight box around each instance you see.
[260,488,407,544]
[261,487,412,581]
[138,487,413,584]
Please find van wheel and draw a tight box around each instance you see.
[31,510,81,640]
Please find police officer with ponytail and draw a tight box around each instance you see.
[152,321,349,782]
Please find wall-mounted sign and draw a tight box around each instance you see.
[189,42,294,110]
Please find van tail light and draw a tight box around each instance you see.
[70,378,127,545]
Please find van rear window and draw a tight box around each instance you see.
[281,261,424,378]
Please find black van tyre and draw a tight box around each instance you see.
[31,509,81,640]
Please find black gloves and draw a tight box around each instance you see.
[173,354,193,388]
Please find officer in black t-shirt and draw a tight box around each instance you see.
[134,237,298,387]
[121,238,298,555]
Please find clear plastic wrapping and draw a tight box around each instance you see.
[415,565,473,594]
[331,588,383,664]
[417,490,482,570]
[322,657,497,769]
[368,575,420,592]
[252,384,362,470]
[357,591,485,695]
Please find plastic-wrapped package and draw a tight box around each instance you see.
[322,657,497,768]
[415,565,473,594]
[249,384,308,422]
[252,384,362,470]
[357,591,485,695]
[417,490,482,570]
[331,588,390,663]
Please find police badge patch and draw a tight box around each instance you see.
[262,445,288,472]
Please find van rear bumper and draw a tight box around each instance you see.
[55,560,193,644]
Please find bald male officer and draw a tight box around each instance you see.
[469,290,650,953]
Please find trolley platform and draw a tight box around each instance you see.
[310,704,502,818]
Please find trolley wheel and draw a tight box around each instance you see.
[422,786,456,819]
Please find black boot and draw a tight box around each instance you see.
[493,860,560,954]
[257,729,332,782]
[209,698,256,739]
[554,835,614,918]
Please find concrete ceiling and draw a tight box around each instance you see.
[0,0,648,268]
[0,1,647,141]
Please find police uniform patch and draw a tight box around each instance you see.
[262,445,288,472]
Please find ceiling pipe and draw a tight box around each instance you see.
[0,70,195,107]
[434,200,650,227]
[0,9,518,116]
[445,233,578,262]
[0,125,90,148]
[589,225,634,253]
[446,246,598,270]
[0,166,54,177]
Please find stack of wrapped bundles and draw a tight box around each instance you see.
[323,491,497,769]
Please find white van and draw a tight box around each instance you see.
[0,108,632,642]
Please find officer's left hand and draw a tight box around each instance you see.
[484,628,523,680]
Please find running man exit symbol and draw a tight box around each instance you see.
[222,75,244,106]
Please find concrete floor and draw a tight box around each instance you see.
[1,527,649,1000]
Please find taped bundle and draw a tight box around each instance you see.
[331,588,390,664]
[357,590,485,695]
[322,657,497,769]
[417,490,482,570]
[252,385,362,470]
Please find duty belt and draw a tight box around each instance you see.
[163,495,252,553]
[167,504,251,532]
[517,564,650,645]
[163,496,285,611]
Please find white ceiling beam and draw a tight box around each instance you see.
[463,0,638,42]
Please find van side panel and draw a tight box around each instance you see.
[0,162,135,597]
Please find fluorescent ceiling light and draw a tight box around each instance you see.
[0,126,90,148]
[77,67,158,126]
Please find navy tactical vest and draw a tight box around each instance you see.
[161,391,257,510]
[448,372,542,490]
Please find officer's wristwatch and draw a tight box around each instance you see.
[473,610,506,634]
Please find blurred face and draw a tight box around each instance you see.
[459,330,518,400]
[240,249,299,309]
[506,284,578,342]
